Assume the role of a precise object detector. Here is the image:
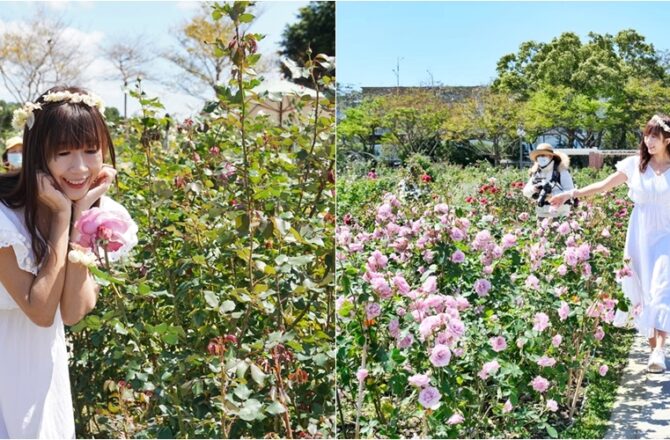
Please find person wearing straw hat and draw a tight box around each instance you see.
[522,143,575,218]
[2,136,23,171]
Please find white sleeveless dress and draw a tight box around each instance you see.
[617,155,670,337]
[0,196,136,439]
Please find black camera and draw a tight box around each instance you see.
[536,180,555,207]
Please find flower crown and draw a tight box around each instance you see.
[11,91,105,131]
[651,114,670,133]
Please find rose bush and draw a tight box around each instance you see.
[66,4,334,439]
[337,161,634,438]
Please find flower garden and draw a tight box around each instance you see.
[336,159,636,438]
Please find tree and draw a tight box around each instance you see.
[493,30,670,149]
[278,2,335,85]
[0,9,89,103]
[102,36,154,118]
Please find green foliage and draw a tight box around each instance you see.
[279,1,335,82]
[68,4,334,438]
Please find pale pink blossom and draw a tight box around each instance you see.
[478,360,501,380]
[429,344,452,367]
[501,233,517,250]
[447,413,464,425]
[356,368,368,382]
[558,301,570,321]
[450,227,465,241]
[397,332,414,349]
[599,365,609,376]
[502,399,513,413]
[557,264,568,276]
[546,399,558,412]
[557,222,570,235]
[371,277,392,299]
[422,276,438,294]
[552,334,563,347]
[594,326,605,341]
[525,274,540,290]
[489,336,507,352]
[537,355,557,367]
[409,373,431,387]
[533,312,550,332]
[451,250,466,263]
[474,279,492,296]
[530,376,550,393]
[393,275,411,295]
[365,302,381,320]
[418,386,441,410]
[519,212,530,221]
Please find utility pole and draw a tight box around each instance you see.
[392,57,403,94]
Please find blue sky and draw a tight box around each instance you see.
[0,1,308,117]
[337,1,670,89]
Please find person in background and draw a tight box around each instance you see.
[2,136,23,171]
[522,143,575,218]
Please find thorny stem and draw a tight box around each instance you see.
[273,350,294,439]
[354,331,369,439]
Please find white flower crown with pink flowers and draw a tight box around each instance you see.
[651,114,670,133]
[11,91,105,131]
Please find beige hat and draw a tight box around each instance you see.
[529,143,569,166]
[5,136,22,152]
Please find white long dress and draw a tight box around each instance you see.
[0,196,137,439]
[617,155,670,337]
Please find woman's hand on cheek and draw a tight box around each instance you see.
[75,165,117,213]
[37,172,72,214]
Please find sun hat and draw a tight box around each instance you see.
[4,136,23,152]
[529,143,569,165]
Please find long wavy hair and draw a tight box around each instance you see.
[0,86,115,266]
[639,114,670,172]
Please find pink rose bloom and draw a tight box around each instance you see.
[519,212,530,221]
[501,233,517,250]
[376,203,393,222]
[483,265,494,275]
[450,227,465,241]
[409,373,431,387]
[546,399,558,412]
[552,334,563,347]
[530,376,550,393]
[474,279,492,296]
[422,250,434,263]
[388,319,400,337]
[367,250,388,271]
[599,365,609,376]
[557,222,570,235]
[393,275,411,295]
[422,276,438,294]
[525,274,540,290]
[455,296,470,311]
[453,347,465,357]
[451,250,466,264]
[502,399,513,413]
[397,332,414,349]
[558,301,570,321]
[564,247,579,267]
[75,207,135,253]
[365,302,381,320]
[418,386,441,410]
[577,243,591,261]
[537,355,557,367]
[601,228,611,238]
[533,312,550,332]
[429,344,452,367]
[434,203,449,214]
[356,368,368,383]
[449,319,465,337]
[489,336,507,352]
[554,286,568,297]
[516,338,527,349]
[419,315,442,340]
[447,413,464,425]
[478,360,501,380]
[371,277,392,299]
[557,264,568,276]
[594,326,605,341]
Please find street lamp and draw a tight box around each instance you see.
[517,126,526,168]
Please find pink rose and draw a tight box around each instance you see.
[546,399,558,412]
[393,275,411,295]
[478,360,501,380]
[537,355,557,367]
[451,250,465,264]
[530,375,550,393]
[552,334,563,347]
[429,344,452,367]
[533,312,550,332]
[525,274,540,290]
[408,373,431,387]
[558,301,570,321]
[418,386,441,410]
[447,413,464,425]
[599,365,609,376]
[474,279,492,297]
[365,303,381,320]
[75,207,133,253]
[356,368,368,383]
[489,336,507,352]
[502,399,513,413]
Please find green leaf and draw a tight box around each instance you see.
[238,399,262,421]
[266,401,286,415]
[204,291,219,308]
[220,300,236,313]
[546,425,558,438]
[250,363,268,387]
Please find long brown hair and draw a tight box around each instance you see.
[639,114,670,172]
[0,86,116,266]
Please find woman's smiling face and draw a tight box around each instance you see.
[47,146,102,201]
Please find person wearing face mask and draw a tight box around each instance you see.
[522,143,575,218]
[2,136,23,171]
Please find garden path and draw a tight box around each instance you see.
[605,335,670,438]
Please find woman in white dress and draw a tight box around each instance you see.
[551,114,670,373]
[0,86,135,438]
